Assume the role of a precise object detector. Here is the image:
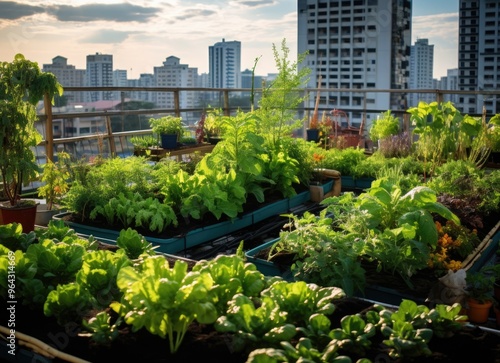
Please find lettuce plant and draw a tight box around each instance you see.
[111,255,218,353]
[192,254,266,314]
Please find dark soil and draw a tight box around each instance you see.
[5,296,500,363]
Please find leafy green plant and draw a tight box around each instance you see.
[0,53,63,206]
[201,110,270,203]
[62,156,155,219]
[273,210,366,296]
[215,293,297,352]
[408,101,487,171]
[181,164,247,220]
[115,228,158,259]
[37,151,71,210]
[90,192,178,233]
[192,254,266,314]
[255,38,310,148]
[322,147,366,177]
[329,314,376,356]
[369,110,400,143]
[203,107,226,137]
[149,115,184,135]
[81,311,122,346]
[111,255,218,353]
[130,134,157,149]
[75,249,130,306]
[0,223,36,252]
[43,282,93,325]
[465,270,495,304]
[260,280,344,325]
[246,337,353,363]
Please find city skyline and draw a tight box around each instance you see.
[0,0,458,79]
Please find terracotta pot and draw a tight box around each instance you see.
[0,201,38,232]
[466,298,493,324]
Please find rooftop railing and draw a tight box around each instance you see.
[35,86,500,163]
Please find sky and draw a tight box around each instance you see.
[0,0,458,80]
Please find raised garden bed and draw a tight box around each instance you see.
[246,220,500,306]
[52,183,328,254]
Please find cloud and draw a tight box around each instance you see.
[173,8,217,22]
[412,13,458,44]
[228,0,276,8]
[80,29,131,44]
[0,1,44,20]
[46,3,161,22]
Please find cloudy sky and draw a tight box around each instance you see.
[0,0,458,79]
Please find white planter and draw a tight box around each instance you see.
[35,204,63,226]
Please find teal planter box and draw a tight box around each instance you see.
[354,177,375,190]
[252,198,289,224]
[341,175,355,189]
[52,187,321,255]
[245,238,294,281]
[289,190,311,209]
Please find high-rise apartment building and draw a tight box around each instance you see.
[409,38,434,107]
[42,56,85,103]
[86,53,113,102]
[208,39,241,89]
[154,56,198,121]
[458,0,500,115]
[298,0,411,127]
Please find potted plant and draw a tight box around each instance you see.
[465,269,495,324]
[0,53,63,232]
[36,151,71,226]
[369,110,400,149]
[203,107,225,144]
[149,115,184,149]
[130,135,158,156]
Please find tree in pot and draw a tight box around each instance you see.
[0,54,63,231]
[149,115,184,149]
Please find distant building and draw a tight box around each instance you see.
[154,56,198,122]
[409,38,434,106]
[208,39,241,89]
[441,69,459,104]
[458,0,500,115]
[127,73,155,103]
[42,56,85,104]
[298,0,412,128]
[113,69,128,101]
[86,53,113,102]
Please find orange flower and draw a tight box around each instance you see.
[313,153,324,163]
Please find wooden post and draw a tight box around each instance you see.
[43,93,54,162]
[223,90,230,116]
[174,90,180,117]
[105,116,116,156]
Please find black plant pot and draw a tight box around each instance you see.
[161,134,178,149]
[306,128,319,142]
